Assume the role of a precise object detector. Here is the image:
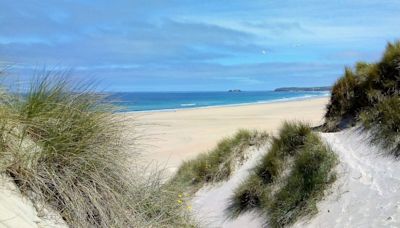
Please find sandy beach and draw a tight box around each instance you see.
[123,97,329,172]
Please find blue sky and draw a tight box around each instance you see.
[1,0,400,91]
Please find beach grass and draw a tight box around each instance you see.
[324,40,400,132]
[0,74,194,227]
[171,129,269,190]
[226,172,266,218]
[227,121,337,227]
[254,121,311,184]
[323,40,400,156]
[227,121,312,217]
[359,96,400,157]
[266,132,337,227]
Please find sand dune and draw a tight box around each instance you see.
[4,97,399,227]
[294,128,400,227]
[191,127,400,227]
[0,97,327,227]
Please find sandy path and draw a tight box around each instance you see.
[123,97,328,173]
[189,127,400,228]
[294,128,400,227]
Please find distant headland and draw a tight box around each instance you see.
[228,89,242,92]
[274,86,331,92]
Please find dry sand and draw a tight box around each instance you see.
[123,97,328,173]
[0,176,41,228]
[192,128,400,227]
[0,176,67,228]
[192,143,268,227]
[294,128,400,227]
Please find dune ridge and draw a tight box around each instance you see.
[189,127,400,227]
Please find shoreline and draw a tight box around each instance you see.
[119,93,330,114]
[123,97,329,174]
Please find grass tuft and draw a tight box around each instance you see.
[359,96,400,157]
[266,133,337,227]
[227,122,337,227]
[0,74,194,227]
[172,129,269,189]
[323,40,400,132]
[324,67,360,130]
[226,174,266,218]
[255,121,311,184]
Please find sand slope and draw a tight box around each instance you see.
[294,128,400,227]
[0,176,41,228]
[192,143,268,227]
[0,177,67,228]
[192,128,400,227]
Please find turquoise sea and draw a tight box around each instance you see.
[109,91,330,112]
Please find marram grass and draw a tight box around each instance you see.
[323,40,400,156]
[0,74,194,227]
[227,121,337,228]
[171,129,269,190]
[266,132,337,227]
[360,96,400,157]
[324,40,400,132]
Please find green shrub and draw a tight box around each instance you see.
[172,129,268,189]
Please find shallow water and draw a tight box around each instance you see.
[109,91,330,112]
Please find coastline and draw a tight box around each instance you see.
[119,92,330,114]
[122,97,329,175]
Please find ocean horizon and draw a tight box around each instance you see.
[109,91,330,112]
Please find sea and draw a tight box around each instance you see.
[109,91,330,112]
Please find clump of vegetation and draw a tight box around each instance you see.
[360,96,400,157]
[324,41,400,132]
[0,74,194,227]
[172,129,269,189]
[226,173,266,218]
[323,40,400,155]
[266,133,337,227]
[324,68,360,129]
[227,122,311,215]
[255,121,311,184]
[227,122,337,227]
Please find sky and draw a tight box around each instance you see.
[1,0,400,92]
